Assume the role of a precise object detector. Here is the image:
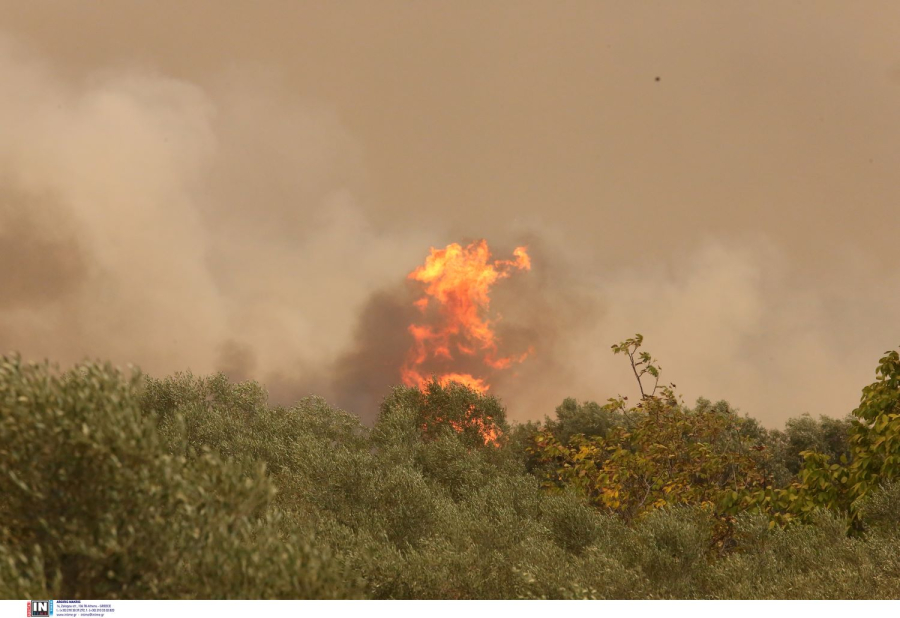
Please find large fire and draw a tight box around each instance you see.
[401,240,532,394]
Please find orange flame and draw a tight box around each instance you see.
[424,406,502,447]
[401,240,532,394]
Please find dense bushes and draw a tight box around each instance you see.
[1,342,900,599]
[0,359,352,599]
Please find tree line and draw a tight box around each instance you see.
[1,336,899,598]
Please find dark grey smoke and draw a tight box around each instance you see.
[327,287,419,423]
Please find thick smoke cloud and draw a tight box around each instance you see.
[561,241,900,426]
[1,29,898,428]
[0,35,433,412]
[328,288,420,423]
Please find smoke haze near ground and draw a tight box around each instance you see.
[1,3,899,426]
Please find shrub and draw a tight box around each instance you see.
[3,342,900,599]
[0,357,353,598]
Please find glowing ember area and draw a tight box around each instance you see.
[425,408,502,447]
[401,240,532,394]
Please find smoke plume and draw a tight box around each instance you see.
[1,30,898,427]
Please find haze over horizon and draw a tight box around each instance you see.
[1,2,899,426]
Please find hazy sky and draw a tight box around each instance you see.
[1,2,899,425]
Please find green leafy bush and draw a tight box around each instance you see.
[2,342,900,599]
[0,357,353,599]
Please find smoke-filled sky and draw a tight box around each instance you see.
[1,2,899,426]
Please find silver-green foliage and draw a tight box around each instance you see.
[0,358,352,599]
[3,361,900,599]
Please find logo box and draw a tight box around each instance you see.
[27,600,53,617]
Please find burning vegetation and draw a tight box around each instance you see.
[398,240,531,445]
[401,240,532,394]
